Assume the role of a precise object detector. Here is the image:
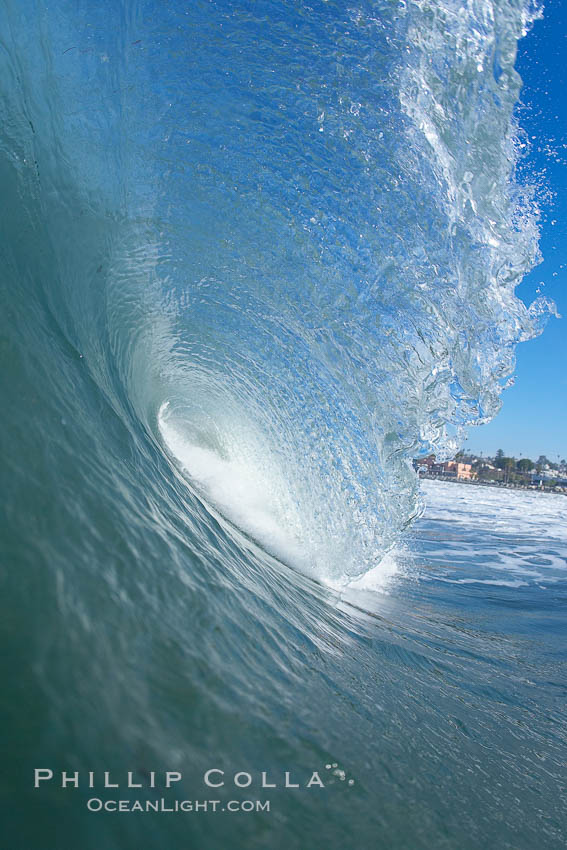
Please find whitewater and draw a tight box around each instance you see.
[0,0,565,848]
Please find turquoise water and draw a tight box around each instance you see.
[1,0,565,847]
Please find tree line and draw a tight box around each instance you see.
[454,449,566,481]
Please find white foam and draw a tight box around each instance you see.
[158,402,399,590]
[158,404,307,570]
[416,479,567,586]
[340,552,399,592]
[420,479,567,541]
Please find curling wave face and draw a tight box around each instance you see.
[0,0,549,582]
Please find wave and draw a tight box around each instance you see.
[0,0,551,584]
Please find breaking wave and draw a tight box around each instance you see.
[0,0,550,585]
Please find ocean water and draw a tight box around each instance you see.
[1,0,565,848]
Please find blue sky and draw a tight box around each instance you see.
[464,0,566,463]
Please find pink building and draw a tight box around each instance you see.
[444,461,476,480]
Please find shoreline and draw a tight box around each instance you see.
[419,473,567,496]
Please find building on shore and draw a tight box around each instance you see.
[415,456,477,480]
[445,460,476,480]
[413,453,567,493]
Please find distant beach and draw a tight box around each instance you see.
[418,472,567,496]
